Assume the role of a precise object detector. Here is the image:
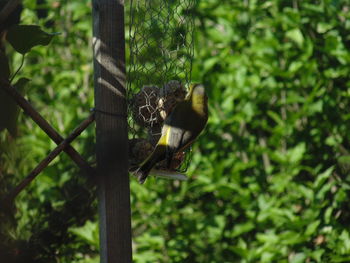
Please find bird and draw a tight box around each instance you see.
[134,83,208,184]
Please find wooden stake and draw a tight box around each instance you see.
[92,0,132,262]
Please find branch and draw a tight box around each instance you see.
[3,113,95,203]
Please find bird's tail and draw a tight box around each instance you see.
[132,147,166,184]
[133,159,155,184]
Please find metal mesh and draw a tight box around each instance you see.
[127,0,195,173]
[128,0,195,91]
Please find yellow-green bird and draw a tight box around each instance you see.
[134,83,208,184]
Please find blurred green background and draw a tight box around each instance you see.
[1,0,350,262]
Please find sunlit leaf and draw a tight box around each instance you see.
[286,28,304,47]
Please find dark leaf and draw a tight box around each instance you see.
[6,25,59,54]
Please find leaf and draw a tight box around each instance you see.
[290,253,307,263]
[317,22,333,34]
[287,143,306,163]
[232,222,255,237]
[288,61,303,73]
[286,28,304,47]
[0,50,10,80]
[69,220,99,248]
[305,220,320,236]
[314,166,334,189]
[6,25,59,54]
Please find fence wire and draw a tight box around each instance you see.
[127,0,195,173]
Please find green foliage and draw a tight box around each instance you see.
[0,0,96,262]
[1,0,350,262]
[0,7,56,135]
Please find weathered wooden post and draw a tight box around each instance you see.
[92,0,132,262]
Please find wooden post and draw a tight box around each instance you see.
[92,0,132,262]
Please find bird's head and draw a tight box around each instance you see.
[187,83,207,100]
[186,84,208,117]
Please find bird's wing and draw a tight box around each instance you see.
[178,130,196,152]
[163,101,203,153]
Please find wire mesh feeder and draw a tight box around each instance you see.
[127,0,195,181]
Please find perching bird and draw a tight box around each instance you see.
[134,83,208,184]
